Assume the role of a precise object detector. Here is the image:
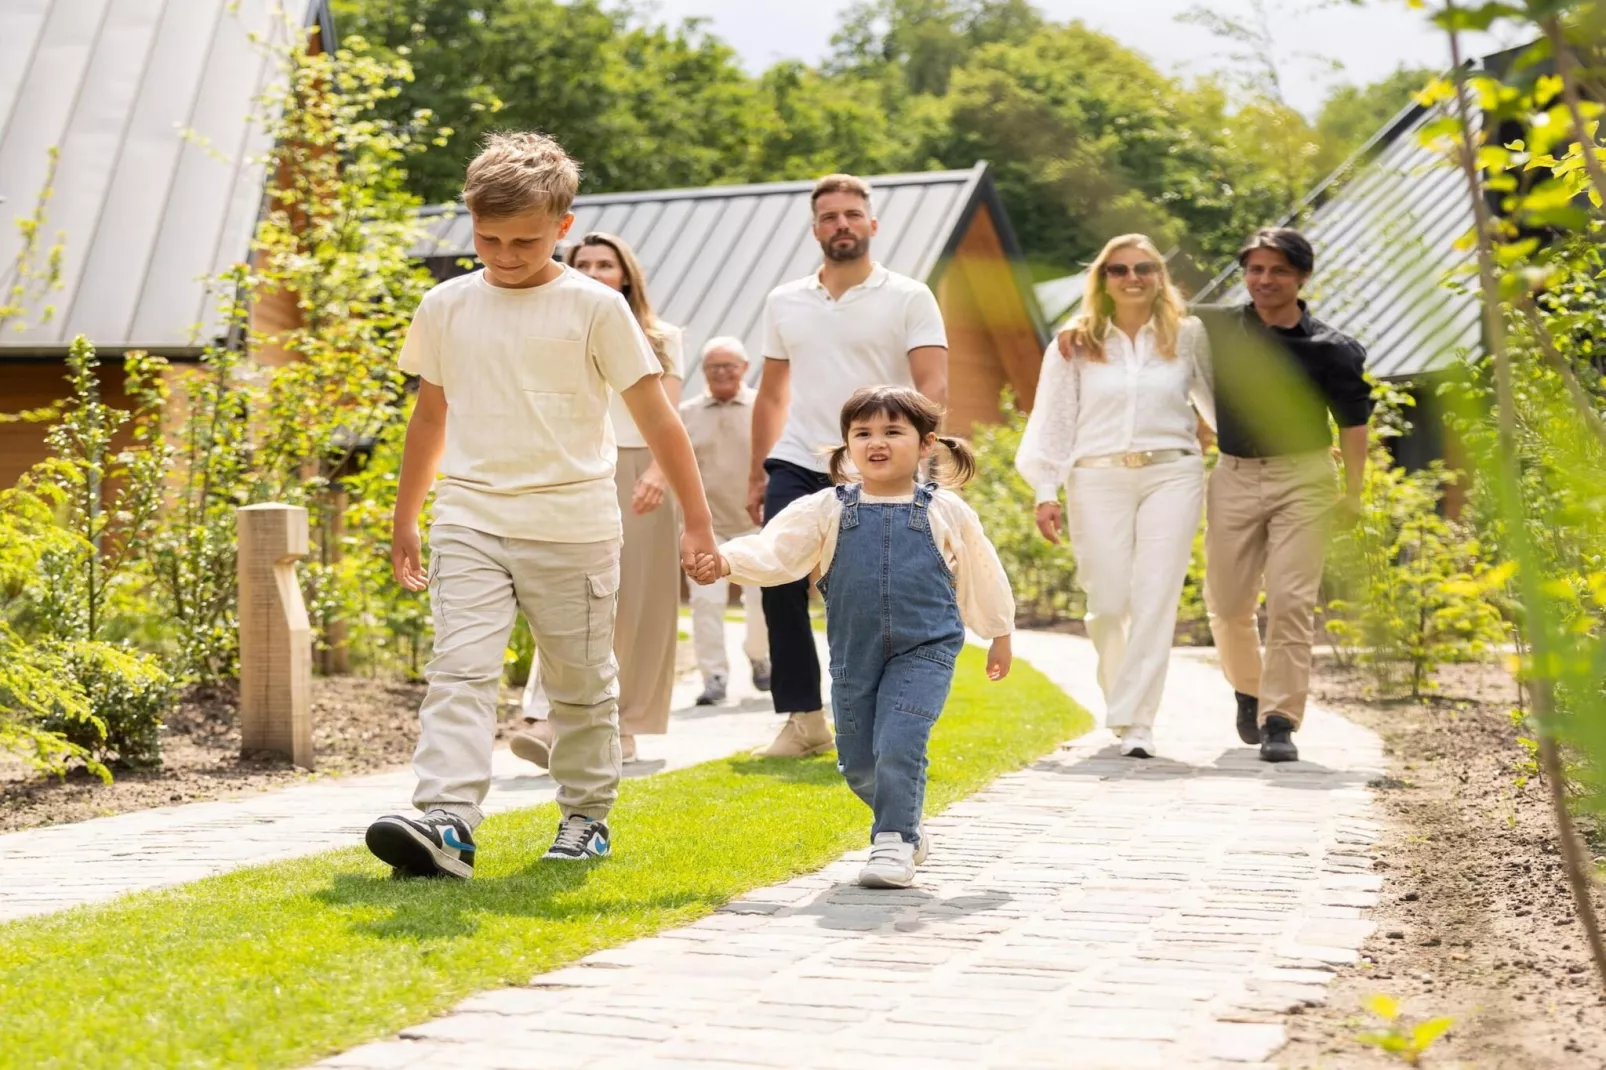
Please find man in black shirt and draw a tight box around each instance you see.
[1198,228,1372,763]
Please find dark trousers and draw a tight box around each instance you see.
[761,458,833,714]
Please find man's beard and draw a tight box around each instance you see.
[821,232,868,262]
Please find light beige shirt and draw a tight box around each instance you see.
[398,267,661,542]
[610,323,684,450]
[680,384,757,537]
[720,486,1016,640]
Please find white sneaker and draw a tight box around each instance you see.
[859,832,916,888]
[1120,727,1155,759]
[913,829,931,866]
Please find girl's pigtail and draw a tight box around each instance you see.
[935,435,977,487]
[826,443,854,485]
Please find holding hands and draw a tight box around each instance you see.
[685,550,727,586]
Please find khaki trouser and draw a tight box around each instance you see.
[614,447,681,736]
[688,526,769,682]
[414,524,622,826]
[1205,452,1336,729]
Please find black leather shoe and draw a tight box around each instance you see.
[1259,714,1298,763]
[1235,692,1260,744]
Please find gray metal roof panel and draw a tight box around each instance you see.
[0,0,331,351]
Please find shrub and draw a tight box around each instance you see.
[39,642,176,769]
[962,394,1084,626]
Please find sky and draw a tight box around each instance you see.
[645,0,1515,115]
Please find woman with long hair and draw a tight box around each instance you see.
[1015,234,1214,758]
[511,232,685,766]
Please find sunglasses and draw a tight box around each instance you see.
[1102,262,1161,279]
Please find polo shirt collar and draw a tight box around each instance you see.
[699,384,755,407]
[811,262,889,294]
[1243,299,1314,337]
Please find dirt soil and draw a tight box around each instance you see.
[1278,655,1606,1069]
[0,675,466,832]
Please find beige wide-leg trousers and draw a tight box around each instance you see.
[414,525,621,826]
[1204,452,1337,729]
[1063,455,1205,730]
[613,446,681,736]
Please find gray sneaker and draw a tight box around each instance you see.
[696,674,728,706]
[751,659,772,692]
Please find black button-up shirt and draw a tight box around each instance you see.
[1196,301,1373,459]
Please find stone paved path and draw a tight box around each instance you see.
[0,623,792,923]
[319,632,1386,1070]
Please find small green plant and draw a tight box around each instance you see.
[1354,994,1453,1065]
[38,640,174,768]
[964,393,1083,626]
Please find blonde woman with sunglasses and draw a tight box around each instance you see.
[1015,234,1214,758]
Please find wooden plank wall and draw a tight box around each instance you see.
[936,207,1045,433]
[0,362,138,488]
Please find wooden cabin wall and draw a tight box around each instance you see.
[936,208,1046,431]
[0,362,138,489]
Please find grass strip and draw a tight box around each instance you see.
[0,648,1089,1069]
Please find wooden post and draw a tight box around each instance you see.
[238,504,314,769]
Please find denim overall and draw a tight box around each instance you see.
[815,482,967,845]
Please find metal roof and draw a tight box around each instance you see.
[415,163,1043,379]
[1196,95,1483,380]
[0,0,335,355]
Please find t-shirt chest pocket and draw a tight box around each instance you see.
[518,337,586,396]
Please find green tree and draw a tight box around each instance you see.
[1314,66,1436,173]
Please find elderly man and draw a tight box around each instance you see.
[681,337,771,706]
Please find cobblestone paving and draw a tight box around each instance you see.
[319,632,1386,1069]
[0,623,788,922]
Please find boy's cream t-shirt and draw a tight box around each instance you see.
[398,266,661,543]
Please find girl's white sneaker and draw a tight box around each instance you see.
[1120,727,1155,759]
[859,832,916,888]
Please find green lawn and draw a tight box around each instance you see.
[0,649,1090,1069]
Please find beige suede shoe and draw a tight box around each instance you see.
[621,734,637,763]
[752,710,834,758]
[509,719,554,769]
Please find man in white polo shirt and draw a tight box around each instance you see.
[745,172,950,759]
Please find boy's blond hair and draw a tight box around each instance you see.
[463,132,581,219]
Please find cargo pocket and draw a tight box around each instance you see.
[584,565,621,665]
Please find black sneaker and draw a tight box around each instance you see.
[1259,715,1299,763]
[366,810,475,879]
[1235,692,1261,745]
[752,659,772,693]
[542,815,611,860]
[695,674,728,706]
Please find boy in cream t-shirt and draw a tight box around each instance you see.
[364,132,719,877]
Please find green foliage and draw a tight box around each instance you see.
[1354,993,1455,1065]
[0,145,65,332]
[37,641,175,769]
[1314,66,1438,174]
[0,626,106,781]
[1324,448,1508,699]
[338,0,1428,276]
[962,395,1082,625]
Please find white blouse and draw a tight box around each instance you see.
[609,322,684,449]
[720,486,1016,640]
[1015,316,1216,504]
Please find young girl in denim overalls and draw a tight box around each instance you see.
[696,386,1015,888]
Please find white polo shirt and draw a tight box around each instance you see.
[762,263,947,473]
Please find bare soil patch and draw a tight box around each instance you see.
[0,675,450,832]
[1278,655,1606,1069]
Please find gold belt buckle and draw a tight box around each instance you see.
[1123,452,1148,468]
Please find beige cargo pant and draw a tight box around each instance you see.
[1205,452,1336,730]
[413,524,622,827]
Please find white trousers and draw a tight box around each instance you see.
[1063,455,1204,729]
[688,557,769,682]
